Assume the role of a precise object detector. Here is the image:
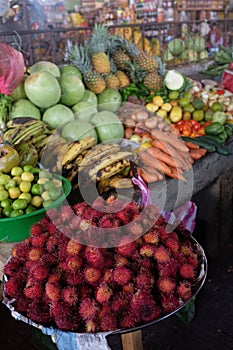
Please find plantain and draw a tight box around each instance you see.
[95,159,131,181]
[87,151,133,181]
[61,136,96,166]
[6,117,42,129]
[3,127,23,143]
[79,143,120,170]
[98,175,133,194]
[12,124,49,145]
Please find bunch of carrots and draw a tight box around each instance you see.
[137,129,207,183]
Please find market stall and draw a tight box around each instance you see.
[0,22,233,350]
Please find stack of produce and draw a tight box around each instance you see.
[3,197,205,332]
[202,45,233,77]
[163,36,208,65]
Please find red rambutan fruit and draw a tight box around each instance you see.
[53,312,80,331]
[31,234,48,248]
[47,271,62,283]
[102,269,112,284]
[100,313,117,331]
[79,298,98,320]
[122,282,135,294]
[70,215,81,230]
[112,266,132,285]
[115,209,130,224]
[157,258,179,279]
[154,246,170,263]
[154,215,166,227]
[63,286,78,305]
[41,253,58,267]
[65,270,84,286]
[66,239,83,255]
[84,267,101,285]
[28,247,43,261]
[187,255,199,269]
[30,223,44,237]
[120,312,137,329]
[27,299,52,324]
[130,290,161,323]
[24,281,43,299]
[179,264,195,279]
[85,319,98,333]
[98,214,115,228]
[115,255,129,267]
[128,221,144,236]
[65,256,83,271]
[46,207,60,220]
[111,292,132,313]
[177,281,192,300]
[96,284,112,304]
[161,294,180,313]
[140,244,155,258]
[46,222,57,235]
[84,246,105,269]
[116,238,137,258]
[143,230,160,245]
[158,277,176,294]
[60,205,74,221]
[30,262,49,281]
[79,286,90,299]
[4,258,22,277]
[11,243,29,260]
[180,244,193,256]
[45,282,61,301]
[46,233,69,253]
[5,276,22,298]
[136,271,155,290]
[13,295,29,313]
[165,237,179,253]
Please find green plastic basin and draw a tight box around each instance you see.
[0,176,71,243]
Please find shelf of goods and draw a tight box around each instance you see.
[176,0,226,20]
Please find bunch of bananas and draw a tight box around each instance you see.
[3,117,52,154]
[41,136,134,192]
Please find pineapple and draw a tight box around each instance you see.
[112,49,132,70]
[103,59,120,89]
[143,71,163,91]
[89,24,111,74]
[104,74,120,89]
[135,50,158,73]
[68,45,106,94]
[115,70,130,88]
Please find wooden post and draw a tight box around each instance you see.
[121,330,143,350]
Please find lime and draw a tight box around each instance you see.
[183,104,195,113]
[193,110,205,122]
[211,101,223,112]
[181,91,192,100]
[178,97,190,107]
[204,109,214,121]
[168,90,179,100]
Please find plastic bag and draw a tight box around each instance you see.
[0,42,24,95]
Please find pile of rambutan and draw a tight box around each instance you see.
[3,197,204,333]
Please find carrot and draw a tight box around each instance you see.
[139,151,172,176]
[151,129,188,153]
[189,149,206,160]
[168,167,187,181]
[142,165,164,181]
[138,167,159,183]
[146,147,183,169]
[184,141,200,150]
[151,139,186,166]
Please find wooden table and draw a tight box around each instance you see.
[1,138,233,350]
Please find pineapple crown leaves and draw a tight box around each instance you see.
[109,59,117,74]
[154,56,167,77]
[89,24,110,54]
[124,60,147,83]
[67,44,93,75]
